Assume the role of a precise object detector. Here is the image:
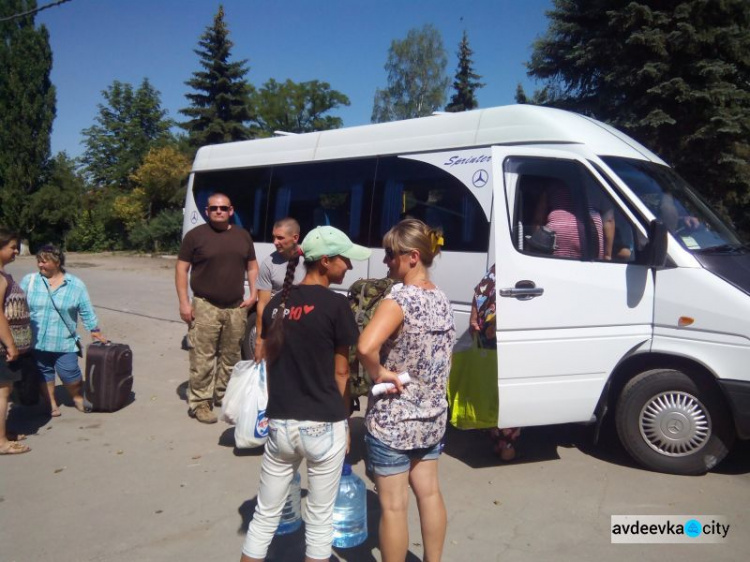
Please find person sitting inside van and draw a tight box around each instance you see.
[532,178,614,260]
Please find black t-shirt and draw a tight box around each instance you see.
[178,224,256,307]
[262,284,359,422]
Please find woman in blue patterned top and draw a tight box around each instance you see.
[21,244,107,417]
[358,219,456,562]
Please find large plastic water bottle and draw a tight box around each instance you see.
[332,463,367,548]
[276,471,302,535]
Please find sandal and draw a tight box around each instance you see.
[74,399,93,413]
[0,441,31,455]
[494,440,517,462]
[490,427,520,462]
[50,407,62,417]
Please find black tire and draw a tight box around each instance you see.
[241,310,257,361]
[615,369,735,475]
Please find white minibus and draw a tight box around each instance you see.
[182,104,750,475]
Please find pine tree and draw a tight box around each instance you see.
[181,5,253,147]
[372,24,449,123]
[445,31,484,112]
[526,0,750,237]
[0,0,55,233]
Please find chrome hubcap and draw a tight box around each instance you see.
[639,391,711,457]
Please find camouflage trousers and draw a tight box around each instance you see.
[187,297,248,412]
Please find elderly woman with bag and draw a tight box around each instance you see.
[20,244,107,417]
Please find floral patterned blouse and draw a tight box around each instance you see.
[365,283,456,450]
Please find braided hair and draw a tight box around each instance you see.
[263,252,305,364]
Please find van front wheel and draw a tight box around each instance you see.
[615,369,734,475]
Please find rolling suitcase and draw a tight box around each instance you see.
[84,341,133,412]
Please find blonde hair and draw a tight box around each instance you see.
[382,219,444,267]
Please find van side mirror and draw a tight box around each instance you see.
[646,220,668,267]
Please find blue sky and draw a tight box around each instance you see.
[37,0,553,158]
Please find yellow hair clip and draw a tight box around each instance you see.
[430,232,445,253]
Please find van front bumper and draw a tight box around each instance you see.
[718,379,750,440]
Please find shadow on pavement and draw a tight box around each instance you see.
[712,438,750,475]
[443,419,645,471]
[6,403,50,437]
[6,384,84,436]
[175,380,188,402]
[454,414,750,476]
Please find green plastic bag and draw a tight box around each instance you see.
[448,337,499,430]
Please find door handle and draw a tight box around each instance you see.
[499,280,544,300]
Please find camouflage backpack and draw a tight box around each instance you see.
[347,277,395,407]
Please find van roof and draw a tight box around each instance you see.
[191,104,666,172]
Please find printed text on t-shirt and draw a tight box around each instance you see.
[271,305,315,321]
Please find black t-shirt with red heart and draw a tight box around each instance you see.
[262,284,358,422]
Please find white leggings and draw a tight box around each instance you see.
[242,418,347,560]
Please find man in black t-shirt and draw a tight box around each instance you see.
[176,193,258,423]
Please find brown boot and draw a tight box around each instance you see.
[190,404,217,424]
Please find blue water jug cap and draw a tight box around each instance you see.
[342,463,352,476]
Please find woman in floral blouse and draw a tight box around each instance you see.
[358,219,456,562]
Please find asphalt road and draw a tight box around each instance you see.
[1,253,748,562]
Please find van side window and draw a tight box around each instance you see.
[506,157,638,263]
[373,156,489,252]
[191,168,272,239]
[266,159,375,246]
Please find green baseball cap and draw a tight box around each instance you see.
[301,226,372,262]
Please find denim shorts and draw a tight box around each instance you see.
[33,351,82,384]
[365,432,442,477]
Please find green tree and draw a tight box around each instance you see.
[181,5,253,147]
[252,78,350,136]
[80,78,173,189]
[526,0,750,237]
[66,188,123,252]
[445,31,484,112]
[372,24,449,123]
[119,145,190,252]
[0,0,55,233]
[26,152,83,248]
[129,145,190,218]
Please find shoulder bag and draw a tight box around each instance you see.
[448,335,499,430]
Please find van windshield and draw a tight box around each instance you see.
[602,157,746,252]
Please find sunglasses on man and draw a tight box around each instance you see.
[207,205,231,212]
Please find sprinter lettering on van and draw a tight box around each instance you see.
[444,154,491,167]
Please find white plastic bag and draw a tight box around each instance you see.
[235,360,269,449]
[220,360,257,425]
